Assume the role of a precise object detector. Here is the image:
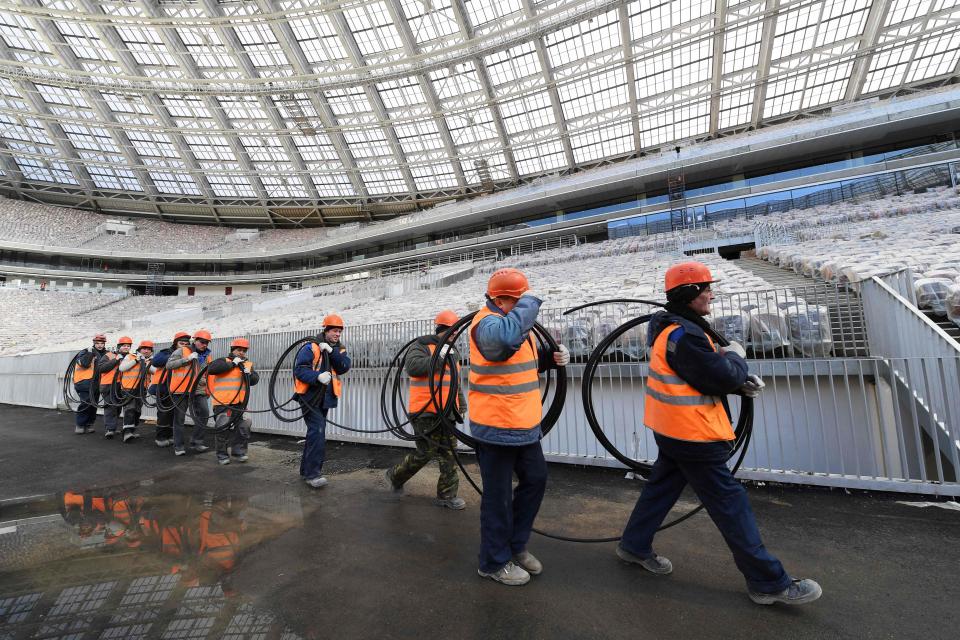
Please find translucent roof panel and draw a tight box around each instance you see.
[0,0,951,220]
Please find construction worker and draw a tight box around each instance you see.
[207,338,259,465]
[117,340,154,443]
[165,330,213,456]
[385,309,466,509]
[72,334,107,434]
[150,332,189,447]
[97,336,132,439]
[469,268,570,586]
[293,314,351,488]
[616,261,821,606]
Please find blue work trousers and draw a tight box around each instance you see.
[476,441,548,574]
[298,399,327,480]
[74,381,97,428]
[100,384,120,433]
[620,433,791,594]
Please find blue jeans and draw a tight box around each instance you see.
[74,382,97,428]
[171,394,209,449]
[299,399,327,480]
[476,441,548,573]
[620,433,791,594]
[100,384,120,433]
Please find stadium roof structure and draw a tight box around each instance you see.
[0,0,957,225]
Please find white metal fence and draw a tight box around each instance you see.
[2,300,959,495]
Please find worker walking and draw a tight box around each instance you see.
[118,340,153,443]
[294,314,351,488]
[617,261,821,606]
[385,309,467,509]
[97,336,133,439]
[165,330,213,456]
[207,338,259,465]
[469,269,570,586]
[150,332,189,447]
[73,334,108,434]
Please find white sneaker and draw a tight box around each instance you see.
[174,448,186,456]
[305,476,328,488]
[218,457,231,466]
[478,561,530,586]
[512,550,542,576]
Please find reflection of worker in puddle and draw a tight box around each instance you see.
[58,488,250,590]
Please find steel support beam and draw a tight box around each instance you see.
[384,0,468,190]
[845,0,892,101]
[618,3,642,153]
[449,0,521,182]
[708,0,728,136]
[750,0,780,129]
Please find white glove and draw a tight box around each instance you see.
[317,371,333,385]
[232,357,244,365]
[243,362,253,373]
[318,342,334,354]
[438,344,451,359]
[136,353,144,362]
[188,351,199,361]
[721,341,746,359]
[740,374,766,398]
[553,344,570,367]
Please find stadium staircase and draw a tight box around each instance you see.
[737,256,870,357]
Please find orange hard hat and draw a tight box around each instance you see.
[193,330,212,341]
[230,338,250,349]
[664,261,719,292]
[434,309,459,327]
[93,333,107,342]
[487,268,529,299]
[323,313,344,329]
[138,340,154,350]
[116,336,133,345]
[173,331,190,341]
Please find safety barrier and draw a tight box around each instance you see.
[2,310,958,496]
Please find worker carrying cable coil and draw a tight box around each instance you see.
[116,339,154,443]
[206,337,259,466]
[470,268,570,587]
[71,333,108,434]
[616,261,821,606]
[165,330,214,456]
[384,309,467,510]
[97,336,133,440]
[149,332,189,448]
[293,313,351,489]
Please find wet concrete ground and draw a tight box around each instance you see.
[1,404,958,639]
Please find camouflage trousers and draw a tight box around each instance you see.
[390,415,459,500]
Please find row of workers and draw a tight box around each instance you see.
[71,261,819,605]
[72,330,258,464]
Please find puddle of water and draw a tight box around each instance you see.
[0,478,306,638]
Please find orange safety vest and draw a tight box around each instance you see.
[72,353,95,384]
[121,354,144,390]
[467,307,541,431]
[408,342,458,415]
[99,352,121,386]
[293,343,342,397]
[644,323,734,442]
[208,359,253,406]
[168,347,211,394]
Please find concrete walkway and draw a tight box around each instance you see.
[1,404,958,639]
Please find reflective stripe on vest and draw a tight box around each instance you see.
[209,359,253,406]
[293,344,340,397]
[121,355,142,390]
[99,353,120,386]
[467,306,541,431]
[408,342,456,414]
[643,323,734,442]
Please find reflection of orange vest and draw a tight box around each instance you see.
[168,347,210,394]
[644,323,734,442]
[208,359,253,406]
[199,510,239,571]
[73,353,95,383]
[121,354,143,390]
[467,307,541,431]
[293,343,341,397]
[408,342,457,415]
[99,353,120,385]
